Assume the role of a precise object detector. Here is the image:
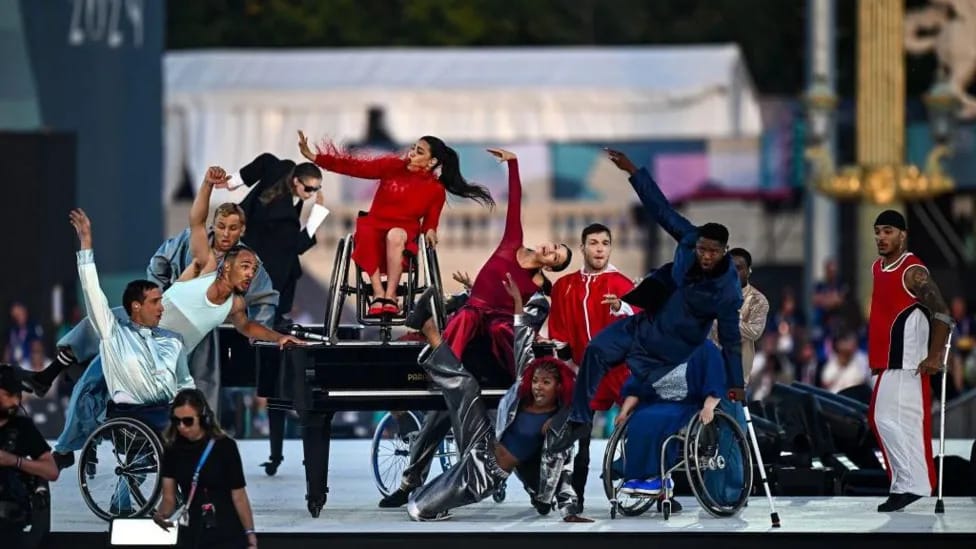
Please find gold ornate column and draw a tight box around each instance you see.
[855,0,904,310]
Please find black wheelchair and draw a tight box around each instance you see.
[602,407,753,520]
[77,403,168,521]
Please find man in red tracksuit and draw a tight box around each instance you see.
[547,223,636,510]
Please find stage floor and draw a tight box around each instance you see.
[48,439,975,535]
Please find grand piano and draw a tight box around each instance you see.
[223,324,525,517]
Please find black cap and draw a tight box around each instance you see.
[874,210,906,231]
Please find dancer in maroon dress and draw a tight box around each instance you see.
[380,147,573,508]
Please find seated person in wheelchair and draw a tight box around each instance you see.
[406,274,591,523]
[154,389,257,549]
[299,130,494,317]
[0,365,59,543]
[613,339,726,499]
[51,203,302,469]
[68,208,195,431]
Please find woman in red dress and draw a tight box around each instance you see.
[299,131,494,316]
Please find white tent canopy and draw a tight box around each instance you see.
[164,45,762,201]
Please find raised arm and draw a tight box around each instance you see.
[904,264,953,375]
[70,209,118,341]
[606,149,696,242]
[487,149,522,246]
[300,131,404,180]
[188,167,231,274]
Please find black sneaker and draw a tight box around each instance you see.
[877,493,923,512]
[378,488,410,508]
[53,451,75,470]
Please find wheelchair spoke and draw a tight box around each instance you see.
[110,429,125,467]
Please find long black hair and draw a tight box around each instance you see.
[421,136,495,208]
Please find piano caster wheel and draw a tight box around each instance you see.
[307,495,327,518]
[262,458,283,477]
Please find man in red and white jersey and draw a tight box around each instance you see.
[868,209,953,512]
[547,223,636,510]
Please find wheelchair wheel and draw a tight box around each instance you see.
[684,409,754,518]
[78,418,164,521]
[371,411,422,496]
[602,417,655,518]
[326,237,350,340]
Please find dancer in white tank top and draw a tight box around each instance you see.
[173,166,306,351]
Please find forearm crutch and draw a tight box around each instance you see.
[742,403,781,527]
[935,330,953,514]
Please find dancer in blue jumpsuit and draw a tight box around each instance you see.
[550,149,745,452]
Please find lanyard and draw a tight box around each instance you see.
[169,439,216,527]
[184,439,216,509]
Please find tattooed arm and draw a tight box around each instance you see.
[904,265,952,375]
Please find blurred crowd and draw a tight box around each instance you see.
[747,259,976,406]
[6,259,975,440]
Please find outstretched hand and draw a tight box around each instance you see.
[486,148,517,162]
[276,334,306,349]
[69,208,93,249]
[203,166,232,189]
[605,148,637,175]
[452,271,473,289]
[298,130,316,162]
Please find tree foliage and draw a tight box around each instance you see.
[167,0,939,97]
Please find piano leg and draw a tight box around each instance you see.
[300,410,334,517]
[264,407,286,476]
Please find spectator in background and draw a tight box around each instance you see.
[5,303,43,371]
[27,341,49,374]
[820,331,871,396]
[793,339,820,387]
[749,333,795,401]
[946,296,974,400]
[769,287,805,358]
[811,258,848,362]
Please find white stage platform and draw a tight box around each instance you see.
[49,439,975,536]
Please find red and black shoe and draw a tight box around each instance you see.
[367,298,387,317]
[381,299,400,315]
[367,298,398,317]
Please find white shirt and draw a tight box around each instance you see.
[77,249,195,404]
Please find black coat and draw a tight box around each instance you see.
[238,153,316,316]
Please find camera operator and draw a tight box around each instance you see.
[0,364,59,547]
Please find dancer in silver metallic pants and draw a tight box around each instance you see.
[407,275,589,522]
